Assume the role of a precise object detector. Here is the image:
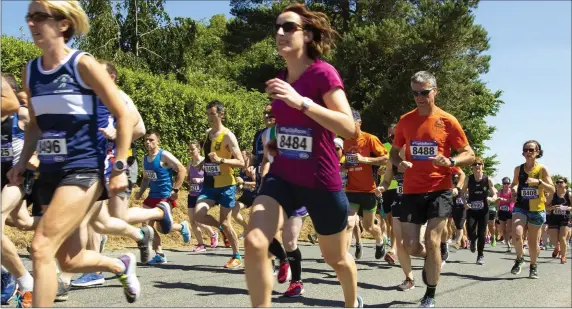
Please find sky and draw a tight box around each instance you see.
[2,1,570,183]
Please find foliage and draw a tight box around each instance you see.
[0,35,41,84]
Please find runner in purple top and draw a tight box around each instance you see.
[243,3,362,308]
[185,140,217,252]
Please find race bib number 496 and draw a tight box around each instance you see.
[37,131,67,164]
[410,140,438,161]
[276,126,312,160]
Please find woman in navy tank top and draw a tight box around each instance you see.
[8,1,139,306]
[243,3,362,308]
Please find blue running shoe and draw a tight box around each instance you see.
[71,273,105,287]
[147,254,167,265]
[180,221,191,243]
[1,269,17,305]
[156,202,173,234]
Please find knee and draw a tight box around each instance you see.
[322,250,346,270]
[283,238,297,252]
[30,234,54,263]
[91,220,107,234]
[244,229,269,254]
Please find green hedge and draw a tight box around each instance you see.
[1,36,268,178]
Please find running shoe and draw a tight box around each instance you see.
[485,235,490,244]
[552,244,560,258]
[355,243,363,260]
[192,244,207,253]
[356,295,364,308]
[384,252,397,265]
[284,281,304,297]
[148,254,167,265]
[398,278,415,291]
[137,225,154,264]
[375,239,386,259]
[1,270,17,305]
[440,242,449,262]
[156,202,173,234]
[529,264,538,279]
[470,240,476,253]
[55,276,70,302]
[561,256,567,264]
[117,253,140,303]
[224,256,243,269]
[277,261,291,284]
[15,291,32,308]
[491,237,497,247]
[476,255,485,265]
[511,257,524,275]
[210,231,219,248]
[419,295,435,308]
[180,220,191,243]
[70,272,105,287]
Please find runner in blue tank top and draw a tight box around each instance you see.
[135,130,189,265]
[7,1,139,306]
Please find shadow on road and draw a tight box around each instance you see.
[273,294,344,307]
[440,271,521,281]
[367,300,417,308]
[146,263,245,275]
[303,277,398,291]
[152,280,252,296]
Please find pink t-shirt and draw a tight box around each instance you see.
[498,189,514,212]
[270,59,344,191]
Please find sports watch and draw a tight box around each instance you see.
[449,157,456,167]
[113,160,128,172]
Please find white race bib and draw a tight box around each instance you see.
[1,142,13,162]
[470,200,484,210]
[276,126,313,160]
[144,170,157,180]
[410,140,438,161]
[500,205,510,212]
[190,183,201,194]
[520,187,539,200]
[345,153,359,167]
[397,185,403,195]
[204,163,221,176]
[37,131,68,164]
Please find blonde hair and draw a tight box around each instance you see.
[37,0,89,42]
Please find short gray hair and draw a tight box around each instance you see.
[411,71,437,88]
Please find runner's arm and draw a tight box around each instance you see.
[510,166,520,192]
[221,131,245,168]
[451,144,475,167]
[461,176,470,206]
[1,77,19,115]
[379,160,394,189]
[538,166,555,195]
[389,146,402,167]
[137,172,150,198]
[488,177,498,207]
[302,88,356,139]
[17,68,41,169]
[545,192,554,210]
[161,150,186,190]
[18,106,30,131]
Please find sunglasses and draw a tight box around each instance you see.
[472,163,483,167]
[25,12,63,23]
[264,113,275,119]
[556,181,565,184]
[523,148,536,153]
[275,22,303,33]
[412,88,434,97]
[503,183,510,185]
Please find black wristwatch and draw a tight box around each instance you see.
[172,188,179,194]
[220,158,225,164]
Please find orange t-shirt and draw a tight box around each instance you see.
[344,132,387,193]
[393,107,469,194]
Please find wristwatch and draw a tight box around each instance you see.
[449,157,456,166]
[113,160,128,172]
[220,158,225,164]
[300,97,312,113]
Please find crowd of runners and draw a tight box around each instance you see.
[1,1,571,308]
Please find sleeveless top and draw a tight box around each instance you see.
[467,174,489,211]
[550,192,570,217]
[203,129,236,188]
[143,149,173,198]
[515,164,546,212]
[28,50,101,172]
[1,112,24,166]
[498,189,514,212]
[187,159,204,197]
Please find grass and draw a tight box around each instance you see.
[4,189,376,251]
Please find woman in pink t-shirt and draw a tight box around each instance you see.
[243,3,362,308]
[497,177,515,252]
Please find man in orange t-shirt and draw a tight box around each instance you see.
[344,109,388,260]
[389,71,475,308]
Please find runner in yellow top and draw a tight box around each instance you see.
[509,140,555,278]
[381,123,398,263]
[193,100,245,269]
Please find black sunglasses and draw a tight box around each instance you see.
[25,12,63,23]
[412,88,434,97]
[472,163,483,167]
[264,113,274,119]
[523,148,536,153]
[503,183,510,185]
[275,22,303,33]
[556,180,564,184]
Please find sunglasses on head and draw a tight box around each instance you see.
[523,148,536,153]
[472,163,483,167]
[412,88,434,97]
[25,12,63,23]
[275,21,303,33]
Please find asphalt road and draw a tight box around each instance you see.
[4,241,571,308]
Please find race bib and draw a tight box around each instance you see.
[190,183,201,194]
[553,208,566,216]
[500,205,510,212]
[1,142,13,162]
[276,126,312,160]
[204,163,221,176]
[345,153,359,167]
[470,200,484,210]
[397,185,403,195]
[144,170,157,180]
[455,197,464,206]
[37,131,67,164]
[410,140,438,161]
[520,187,539,200]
